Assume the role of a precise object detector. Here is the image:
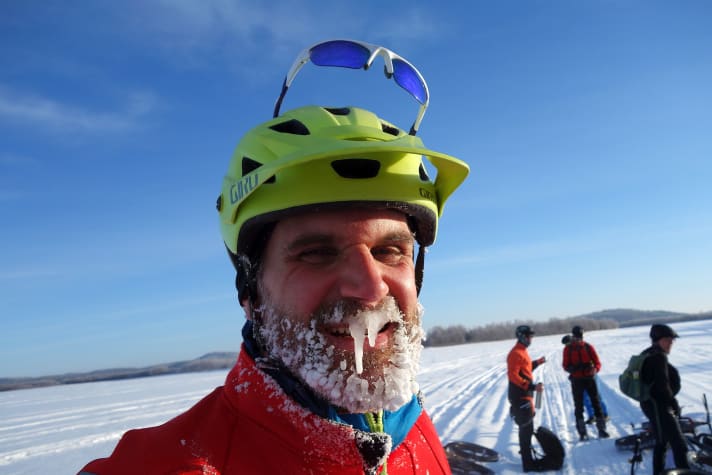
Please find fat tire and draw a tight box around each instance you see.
[616,432,656,451]
[444,441,500,463]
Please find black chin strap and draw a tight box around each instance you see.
[415,245,426,296]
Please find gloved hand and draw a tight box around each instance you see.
[672,398,681,417]
[536,356,546,365]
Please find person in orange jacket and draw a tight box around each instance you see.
[562,325,609,440]
[78,39,469,475]
[507,325,546,472]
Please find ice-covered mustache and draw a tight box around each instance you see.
[324,297,403,374]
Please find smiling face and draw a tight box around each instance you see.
[246,208,424,413]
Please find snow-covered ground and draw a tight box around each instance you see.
[2,320,711,474]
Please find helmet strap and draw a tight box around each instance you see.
[415,244,426,296]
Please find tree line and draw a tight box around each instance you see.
[423,317,619,347]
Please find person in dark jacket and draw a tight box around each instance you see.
[640,323,689,474]
[562,325,609,440]
[507,325,546,472]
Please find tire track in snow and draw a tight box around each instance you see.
[1,431,126,466]
[428,362,507,442]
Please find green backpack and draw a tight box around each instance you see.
[618,353,651,402]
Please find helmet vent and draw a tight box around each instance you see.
[331,158,381,179]
[418,163,430,181]
[269,119,310,135]
[324,107,351,116]
[381,122,400,136]
[242,157,275,183]
[242,157,262,175]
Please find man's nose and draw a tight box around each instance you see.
[337,246,389,304]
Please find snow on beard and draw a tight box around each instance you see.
[254,296,425,413]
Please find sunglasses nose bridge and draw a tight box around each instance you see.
[359,48,379,72]
[376,48,395,79]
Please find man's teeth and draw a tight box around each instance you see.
[331,323,390,337]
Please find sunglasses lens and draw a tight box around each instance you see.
[310,40,371,69]
[393,59,427,104]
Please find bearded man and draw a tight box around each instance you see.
[79,43,469,474]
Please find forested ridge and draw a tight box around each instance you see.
[423,308,712,347]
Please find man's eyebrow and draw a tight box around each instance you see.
[381,231,416,244]
[285,233,335,252]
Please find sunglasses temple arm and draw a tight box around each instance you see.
[273,78,288,118]
[409,103,427,136]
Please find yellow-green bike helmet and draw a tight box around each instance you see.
[217,105,469,300]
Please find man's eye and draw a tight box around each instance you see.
[298,247,338,264]
[373,246,408,264]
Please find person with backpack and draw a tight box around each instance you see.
[640,324,689,474]
[507,325,547,472]
[78,39,469,474]
[561,334,609,424]
[562,325,609,440]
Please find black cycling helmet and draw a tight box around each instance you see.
[561,334,572,345]
[516,325,535,347]
[572,325,584,339]
[650,324,679,342]
[516,325,535,338]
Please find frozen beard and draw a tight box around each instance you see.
[254,295,425,413]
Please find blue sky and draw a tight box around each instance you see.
[2,1,711,378]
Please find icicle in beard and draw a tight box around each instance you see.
[252,292,426,414]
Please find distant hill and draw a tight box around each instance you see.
[579,308,712,327]
[423,308,712,347]
[0,352,238,392]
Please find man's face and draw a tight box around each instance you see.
[248,208,423,413]
[658,336,674,354]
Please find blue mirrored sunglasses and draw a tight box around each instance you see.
[273,39,430,135]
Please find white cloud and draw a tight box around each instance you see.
[121,1,443,65]
[126,0,314,54]
[0,189,27,202]
[433,237,602,269]
[0,268,60,280]
[0,88,156,133]
[0,153,38,166]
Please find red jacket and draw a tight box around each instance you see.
[79,346,451,475]
[562,340,601,378]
